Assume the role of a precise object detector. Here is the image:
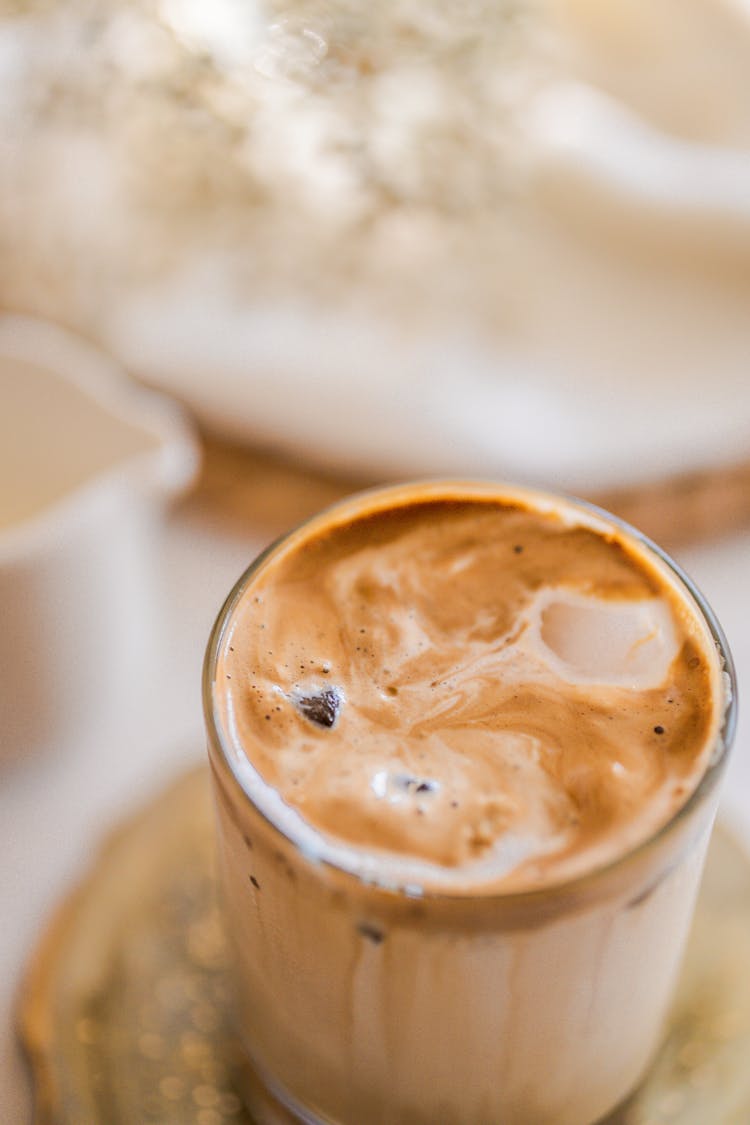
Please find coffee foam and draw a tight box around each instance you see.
[215,486,725,894]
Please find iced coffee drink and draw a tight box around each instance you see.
[204,481,734,1125]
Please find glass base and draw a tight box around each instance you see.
[234,1047,325,1125]
[235,1046,643,1125]
[235,1048,663,1125]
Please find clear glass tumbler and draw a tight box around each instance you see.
[203,484,736,1125]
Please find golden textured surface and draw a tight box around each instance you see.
[18,767,750,1125]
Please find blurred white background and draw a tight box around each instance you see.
[2,0,750,488]
[2,0,750,1119]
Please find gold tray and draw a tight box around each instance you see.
[18,767,750,1125]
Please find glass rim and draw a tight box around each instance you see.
[202,478,738,905]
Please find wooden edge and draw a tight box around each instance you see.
[598,461,750,550]
[184,430,750,551]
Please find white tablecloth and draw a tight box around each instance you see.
[2,504,749,1121]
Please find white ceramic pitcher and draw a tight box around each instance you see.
[0,315,199,761]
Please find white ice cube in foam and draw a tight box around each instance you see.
[523,588,679,690]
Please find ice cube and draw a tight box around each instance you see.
[293,685,343,728]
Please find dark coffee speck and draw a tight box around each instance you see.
[358,922,384,945]
[389,774,440,797]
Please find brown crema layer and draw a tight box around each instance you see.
[215,486,723,893]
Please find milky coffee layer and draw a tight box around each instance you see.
[215,485,724,893]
